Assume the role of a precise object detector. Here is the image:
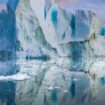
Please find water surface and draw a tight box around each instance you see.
[0,58,105,105]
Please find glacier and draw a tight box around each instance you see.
[0,0,104,59]
[30,0,103,57]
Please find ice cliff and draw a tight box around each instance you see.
[30,0,102,57]
[16,0,57,58]
[0,0,105,59]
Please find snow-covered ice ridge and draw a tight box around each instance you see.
[0,0,105,58]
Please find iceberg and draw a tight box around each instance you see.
[16,0,58,58]
[0,0,104,59]
[30,0,100,57]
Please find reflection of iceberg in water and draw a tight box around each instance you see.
[88,59,105,104]
[55,57,89,72]
[0,58,105,105]
[70,42,88,71]
[0,60,17,105]
[0,81,16,105]
[14,59,91,105]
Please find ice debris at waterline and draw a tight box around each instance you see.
[0,0,105,59]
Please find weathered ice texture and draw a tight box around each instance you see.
[16,0,57,58]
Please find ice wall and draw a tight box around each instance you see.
[16,0,57,58]
[0,0,104,59]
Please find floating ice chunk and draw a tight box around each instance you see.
[63,90,68,93]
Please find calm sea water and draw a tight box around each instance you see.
[0,58,105,105]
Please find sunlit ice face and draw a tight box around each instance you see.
[46,0,105,25]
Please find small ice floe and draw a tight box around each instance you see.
[54,86,61,89]
[47,86,54,91]
[72,78,78,81]
[89,60,105,78]
[63,90,68,93]
[0,73,30,81]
